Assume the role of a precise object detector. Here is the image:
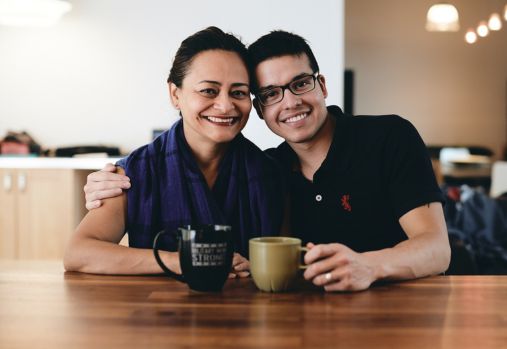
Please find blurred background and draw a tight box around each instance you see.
[1,0,505,158]
[346,0,507,161]
[0,0,344,151]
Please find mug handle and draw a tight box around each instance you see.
[153,230,185,283]
[299,246,309,269]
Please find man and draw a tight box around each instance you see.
[83,31,450,291]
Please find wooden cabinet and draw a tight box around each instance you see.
[0,168,91,260]
[0,169,17,259]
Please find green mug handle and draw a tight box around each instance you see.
[299,246,309,270]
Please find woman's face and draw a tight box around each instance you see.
[170,50,251,146]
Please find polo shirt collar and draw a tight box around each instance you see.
[275,105,349,180]
[315,106,349,179]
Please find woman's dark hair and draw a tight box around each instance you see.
[247,30,320,93]
[168,26,249,86]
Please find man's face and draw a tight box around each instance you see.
[254,54,329,145]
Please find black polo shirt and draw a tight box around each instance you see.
[266,106,444,253]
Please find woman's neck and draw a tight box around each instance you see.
[183,124,229,188]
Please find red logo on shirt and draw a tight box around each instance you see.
[341,194,352,212]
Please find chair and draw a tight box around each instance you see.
[446,235,478,275]
[490,161,507,197]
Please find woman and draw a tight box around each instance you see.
[63,27,283,276]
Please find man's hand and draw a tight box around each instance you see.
[84,163,131,210]
[303,242,376,292]
[228,253,250,278]
[303,203,449,292]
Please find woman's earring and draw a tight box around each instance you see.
[174,106,182,118]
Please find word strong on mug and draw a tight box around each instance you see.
[191,243,227,266]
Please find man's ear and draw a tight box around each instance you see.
[253,98,264,119]
[168,82,181,110]
[317,74,328,98]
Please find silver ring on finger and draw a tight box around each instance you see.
[325,272,332,282]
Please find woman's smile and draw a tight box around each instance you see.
[200,115,242,126]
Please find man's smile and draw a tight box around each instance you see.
[280,108,312,125]
[283,112,309,123]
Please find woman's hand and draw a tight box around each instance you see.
[162,251,182,275]
[228,253,250,278]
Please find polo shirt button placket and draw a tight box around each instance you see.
[315,194,323,202]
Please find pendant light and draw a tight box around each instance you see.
[488,13,502,31]
[0,0,72,27]
[464,29,477,44]
[477,21,490,37]
[426,3,460,32]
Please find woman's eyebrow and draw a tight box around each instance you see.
[198,81,249,88]
[198,80,221,85]
[231,82,249,88]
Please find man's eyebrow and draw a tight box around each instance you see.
[258,72,312,92]
[258,84,275,92]
[291,72,312,81]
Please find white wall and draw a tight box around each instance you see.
[0,0,344,153]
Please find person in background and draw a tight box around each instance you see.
[83,30,450,291]
[63,27,283,277]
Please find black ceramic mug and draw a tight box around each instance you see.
[153,224,234,292]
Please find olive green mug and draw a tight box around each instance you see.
[249,237,308,292]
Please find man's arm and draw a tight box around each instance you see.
[303,202,450,291]
[84,163,131,210]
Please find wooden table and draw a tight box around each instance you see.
[1,261,506,349]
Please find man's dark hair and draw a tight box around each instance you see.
[247,30,320,93]
[168,26,249,86]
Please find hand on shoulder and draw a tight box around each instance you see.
[84,163,131,210]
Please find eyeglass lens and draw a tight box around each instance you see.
[259,74,316,106]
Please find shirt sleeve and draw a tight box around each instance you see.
[385,117,445,219]
[115,157,128,169]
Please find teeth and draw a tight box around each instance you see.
[284,113,308,123]
[206,116,235,123]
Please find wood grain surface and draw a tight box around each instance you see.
[1,261,506,349]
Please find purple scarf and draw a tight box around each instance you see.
[116,120,283,256]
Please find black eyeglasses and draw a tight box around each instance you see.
[256,72,320,106]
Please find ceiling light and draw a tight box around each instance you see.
[0,0,72,27]
[426,3,460,32]
[477,21,489,37]
[488,13,502,31]
[465,29,477,44]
